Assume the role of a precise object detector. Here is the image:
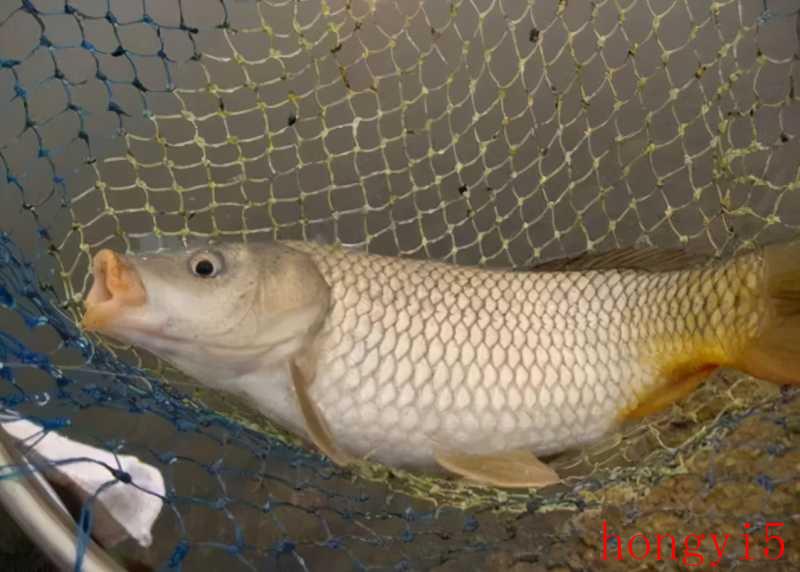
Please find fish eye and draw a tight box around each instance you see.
[189,251,224,278]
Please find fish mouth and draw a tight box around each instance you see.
[82,249,147,332]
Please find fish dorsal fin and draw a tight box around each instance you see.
[528,247,711,273]
[434,448,560,489]
[289,359,354,467]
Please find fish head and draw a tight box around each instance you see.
[81,242,331,381]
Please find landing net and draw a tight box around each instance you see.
[1,0,799,568]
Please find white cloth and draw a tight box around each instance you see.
[0,416,165,548]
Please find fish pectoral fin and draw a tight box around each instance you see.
[289,360,355,467]
[434,448,561,489]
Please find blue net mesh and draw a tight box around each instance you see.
[2,0,800,569]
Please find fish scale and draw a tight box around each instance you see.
[289,242,765,468]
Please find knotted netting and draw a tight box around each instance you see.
[1,0,800,569]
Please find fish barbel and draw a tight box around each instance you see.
[81,241,800,488]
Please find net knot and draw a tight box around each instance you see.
[38,417,70,431]
[275,540,295,554]
[111,468,132,484]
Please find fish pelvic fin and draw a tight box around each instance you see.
[434,448,560,489]
[289,359,355,467]
[735,242,800,385]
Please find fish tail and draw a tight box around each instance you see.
[621,242,800,421]
[735,242,800,385]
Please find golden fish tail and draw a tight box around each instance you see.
[735,242,800,385]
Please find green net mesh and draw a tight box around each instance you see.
[1,0,800,569]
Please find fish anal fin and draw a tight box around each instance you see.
[434,448,560,489]
[289,359,354,467]
[529,247,710,273]
[618,362,719,422]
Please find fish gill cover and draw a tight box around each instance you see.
[0,0,799,569]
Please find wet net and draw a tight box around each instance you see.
[1,0,800,569]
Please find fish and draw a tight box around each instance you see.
[80,240,800,489]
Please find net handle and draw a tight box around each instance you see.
[0,431,125,572]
